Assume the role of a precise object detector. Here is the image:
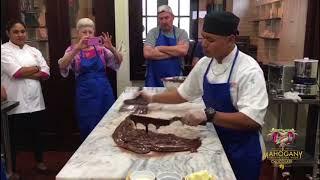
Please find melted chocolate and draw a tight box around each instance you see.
[163,76,186,83]
[112,117,201,154]
[129,114,182,132]
[120,95,149,114]
[123,95,148,105]
[134,105,148,114]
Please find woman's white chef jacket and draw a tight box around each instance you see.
[178,46,268,156]
[1,41,50,115]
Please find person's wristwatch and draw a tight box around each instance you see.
[35,66,40,72]
[205,107,216,123]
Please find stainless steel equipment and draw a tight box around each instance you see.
[293,84,319,98]
[293,58,319,98]
[294,58,319,84]
[161,76,186,90]
[294,58,318,78]
[267,61,295,95]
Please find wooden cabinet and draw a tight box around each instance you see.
[252,0,283,63]
[254,0,283,39]
[251,0,308,64]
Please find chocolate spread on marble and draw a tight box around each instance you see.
[123,95,148,105]
[112,117,201,154]
[163,76,186,83]
[121,95,148,114]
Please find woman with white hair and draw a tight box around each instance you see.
[59,18,123,140]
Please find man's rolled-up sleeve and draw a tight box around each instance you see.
[237,68,269,126]
[144,28,157,47]
[177,60,205,101]
[178,29,189,44]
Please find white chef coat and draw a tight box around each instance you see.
[178,46,268,158]
[178,46,268,125]
[1,41,50,115]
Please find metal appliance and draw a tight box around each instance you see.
[294,58,319,84]
[292,84,318,98]
[293,58,319,98]
[267,61,295,95]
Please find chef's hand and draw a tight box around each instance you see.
[182,109,206,126]
[139,90,154,103]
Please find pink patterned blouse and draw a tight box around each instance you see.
[59,45,120,77]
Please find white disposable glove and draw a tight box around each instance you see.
[139,90,154,103]
[284,91,302,103]
[182,109,207,126]
[147,103,164,111]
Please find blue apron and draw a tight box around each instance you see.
[145,27,182,87]
[76,47,115,140]
[202,49,261,180]
[1,161,7,180]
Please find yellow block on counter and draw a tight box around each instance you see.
[185,170,216,180]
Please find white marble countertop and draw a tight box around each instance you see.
[56,87,236,180]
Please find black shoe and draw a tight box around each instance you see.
[36,162,48,172]
[9,173,20,180]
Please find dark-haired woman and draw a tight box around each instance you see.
[1,19,50,172]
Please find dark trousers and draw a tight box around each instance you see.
[8,111,44,171]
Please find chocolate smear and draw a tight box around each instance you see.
[123,95,149,105]
[112,116,201,154]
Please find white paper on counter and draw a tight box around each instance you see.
[142,98,205,119]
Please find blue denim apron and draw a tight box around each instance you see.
[145,27,182,87]
[76,47,115,140]
[202,49,261,180]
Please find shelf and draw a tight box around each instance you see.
[251,17,282,22]
[23,10,38,14]
[26,25,47,28]
[26,39,48,43]
[258,36,280,40]
[256,0,282,6]
[269,96,320,105]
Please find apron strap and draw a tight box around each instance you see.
[227,48,239,83]
[158,26,176,40]
[79,46,100,60]
[204,58,214,78]
[80,49,84,59]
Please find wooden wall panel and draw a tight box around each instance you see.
[1,0,20,42]
[129,0,145,80]
[45,0,79,150]
[94,0,117,96]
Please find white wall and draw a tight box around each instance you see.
[114,0,132,96]
[277,0,308,61]
[232,0,253,36]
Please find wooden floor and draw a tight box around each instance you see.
[9,151,72,180]
[5,151,309,180]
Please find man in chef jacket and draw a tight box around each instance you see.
[140,11,268,180]
[143,5,189,87]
